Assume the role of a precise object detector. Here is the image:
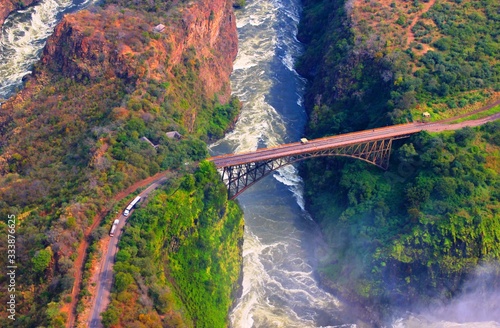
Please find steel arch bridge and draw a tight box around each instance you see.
[210,134,412,200]
[208,112,500,200]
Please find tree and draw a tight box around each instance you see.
[46,302,66,328]
[101,306,119,327]
[32,247,53,273]
[397,143,418,163]
[233,0,246,8]
[454,127,475,146]
[114,272,134,292]
[181,174,196,191]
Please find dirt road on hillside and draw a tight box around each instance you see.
[65,171,170,328]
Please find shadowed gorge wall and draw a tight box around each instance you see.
[298,0,500,321]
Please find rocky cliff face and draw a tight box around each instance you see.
[174,0,238,102]
[40,0,237,102]
[0,0,40,26]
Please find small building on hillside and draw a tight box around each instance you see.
[166,131,182,140]
[141,136,158,149]
[422,112,431,118]
[153,24,165,33]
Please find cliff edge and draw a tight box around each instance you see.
[41,0,237,102]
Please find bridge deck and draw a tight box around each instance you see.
[209,112,500,168]
[210,123,425,167]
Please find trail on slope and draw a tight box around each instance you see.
[406,0,436,50]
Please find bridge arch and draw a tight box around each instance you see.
[216,138,397,200]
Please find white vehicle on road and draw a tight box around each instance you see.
[109,219,119,237]
[123,196,141,216]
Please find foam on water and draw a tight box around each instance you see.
[273,165,307,212]
[230,230,334,328]
[296,92,304,106]
[0,0,97,99]
[210,0,352,326]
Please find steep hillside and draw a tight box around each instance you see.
[0,0,239,326]
[298,0,500,319]
[101,162,244,327]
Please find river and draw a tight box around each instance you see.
[0,0,97,100]
[209,0,358,327]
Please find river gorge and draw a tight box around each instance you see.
[209,0,359,326]
[1,0,499,327]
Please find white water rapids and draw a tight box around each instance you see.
[1,0,499,327]
[210,0,356,326]
[0,0,97,100]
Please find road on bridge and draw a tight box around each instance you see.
[88,175,168,328]
[210,113,500,168]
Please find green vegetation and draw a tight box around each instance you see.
[32,247,53,274]
[102,162,244,327]
[0,0,239,326]
[233,0,246,9]
[302,123,500,306]
[447,104,500,123]
[298,0,500,316]
[389,0,499,120]
[101,0,188,14]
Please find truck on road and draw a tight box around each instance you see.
[109,219,119,237]
[123,196,141,216]
[300,138,308,144]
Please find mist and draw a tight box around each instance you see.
[392,263,500,327]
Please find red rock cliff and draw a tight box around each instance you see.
[40,0,237,102]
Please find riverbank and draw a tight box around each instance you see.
[0,0,40,26]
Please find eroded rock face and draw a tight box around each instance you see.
[1,0,238,173]
[40,0,237,102]
[0,3,238,325]
[0,0,40,26]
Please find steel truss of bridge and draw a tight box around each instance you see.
[218,136,409,200]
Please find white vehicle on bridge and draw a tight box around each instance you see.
[123,196,141,216]
[300,138,308,144]
[109,219,120,237]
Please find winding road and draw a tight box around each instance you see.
[88,176,168,328]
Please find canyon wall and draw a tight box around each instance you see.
[0,1,240,326]
[41,0,237,101]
